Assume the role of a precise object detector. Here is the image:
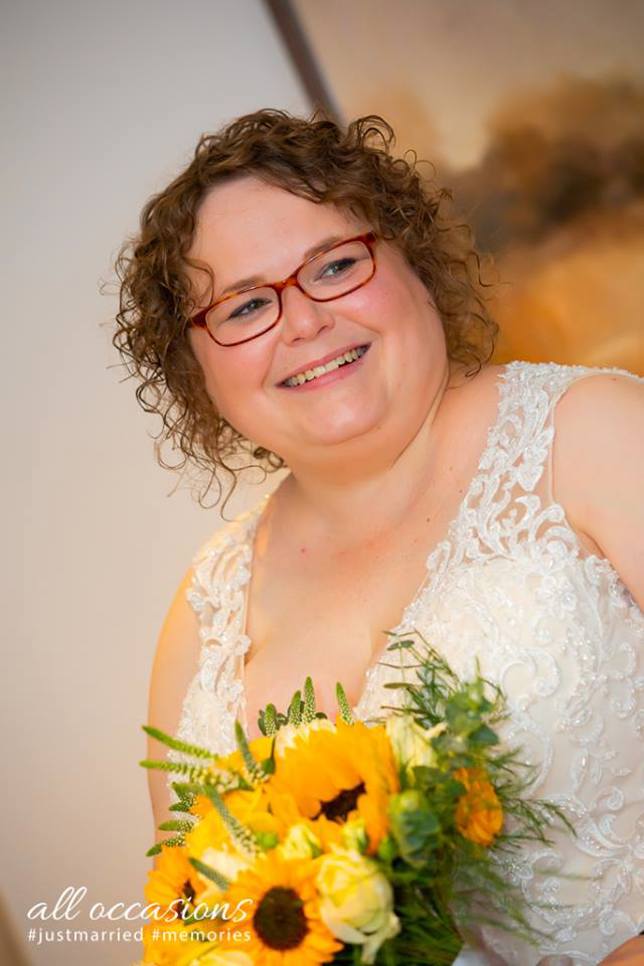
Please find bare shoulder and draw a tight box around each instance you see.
[552,368,644,607]
[555,367,643,420]
[553,370,644,500]
[147,565,202,842]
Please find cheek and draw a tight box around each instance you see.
[189,331,270,422]
[357,267,441,346]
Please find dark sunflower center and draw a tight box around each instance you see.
[318,781,366,822]
[182,880,196,903]
[253,886,309,950]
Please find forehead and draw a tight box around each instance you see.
[188,175,364,293]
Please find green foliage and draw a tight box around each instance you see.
[350,630,573,962]
[258,702,281,736]
[168,802,191,814]
[287,689,303,726]
[389,790,441,867]
[257,676,363,735]
[142,724,214,759]
[336,682,354,724]
[202,785,258,857]
[188,856,229,892]
[169,782,203,801]
[255,830,279,849]
[167,782,197,814]
[157,819,195,834]
[302,676,317,723]
[234,720,271,783]
[145,835,183,857]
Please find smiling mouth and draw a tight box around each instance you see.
[279,344,370,388]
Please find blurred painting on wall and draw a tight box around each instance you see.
[278,0,644,372]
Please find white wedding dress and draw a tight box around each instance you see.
[167,361,643,965]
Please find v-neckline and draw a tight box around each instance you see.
[236,362,513,727]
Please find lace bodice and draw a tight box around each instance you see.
[168,361,644,964]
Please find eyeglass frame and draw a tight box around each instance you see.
[188,230,378,347]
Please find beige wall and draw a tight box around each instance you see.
[1,2,305,963]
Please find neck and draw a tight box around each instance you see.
[273,359,469,542]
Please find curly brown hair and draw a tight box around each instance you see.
[112,108,497,507]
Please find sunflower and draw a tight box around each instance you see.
[144,845,201,921]
[269,720,398,853]
[224,852,341,965]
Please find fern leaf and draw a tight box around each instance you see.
[142,725,213,759]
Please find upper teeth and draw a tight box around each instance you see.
[283,346,368,387]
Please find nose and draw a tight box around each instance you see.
[278,285,334,345]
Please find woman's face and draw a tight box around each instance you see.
[187,175,448,467]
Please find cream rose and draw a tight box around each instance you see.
[385,715,446,772]
[317,849,400,963]
[278,822,322,859]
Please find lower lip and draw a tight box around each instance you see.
[279,345,371,393]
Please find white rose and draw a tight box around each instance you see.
[278,822,322,859]
[317,849,400,964]
[386,715,446,772]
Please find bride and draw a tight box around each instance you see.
[113,110,643,964]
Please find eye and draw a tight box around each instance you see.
[317,256,357,280]
[228,297,271,321]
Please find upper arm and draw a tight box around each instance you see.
[552,372,644,609]
[147,565,202,843]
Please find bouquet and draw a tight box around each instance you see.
[138,633,569,965]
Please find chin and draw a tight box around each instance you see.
[300,407,385,448]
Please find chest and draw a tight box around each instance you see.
[241,475,472,735]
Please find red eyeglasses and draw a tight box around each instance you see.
[189,231,378,347]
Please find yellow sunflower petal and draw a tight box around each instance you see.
[223,852,341,966]
[144,845,201,916]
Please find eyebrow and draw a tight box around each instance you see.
[218,234,345,298]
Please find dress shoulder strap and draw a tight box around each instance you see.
[165,496,268,781]
[493,360,642,505]
[455,361,641,566]
[187,500,263,654]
